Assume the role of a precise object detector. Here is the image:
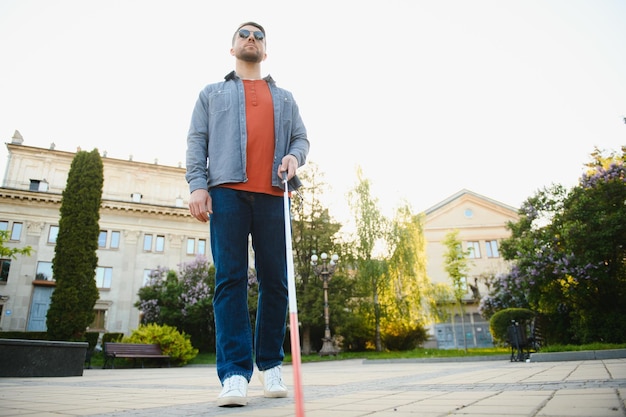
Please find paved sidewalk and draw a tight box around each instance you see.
[1,358,625,416]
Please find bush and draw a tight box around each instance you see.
[0,331,49,340]
[84,332,99,348]
[136,258,216,352]
[102,332,124,344]
[123,324,198,365]
[490,308,535,344]
[382,323,429,351]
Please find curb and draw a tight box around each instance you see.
[363,349,626,364]
[363,355,510,364]
[529,348,626,362]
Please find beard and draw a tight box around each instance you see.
[235,46,264,63]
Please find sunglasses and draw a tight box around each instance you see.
[238,29,264,41]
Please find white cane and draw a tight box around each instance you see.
[283,172,305,417]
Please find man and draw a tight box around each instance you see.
[185,21,309,407]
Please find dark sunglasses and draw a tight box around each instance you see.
[238,29,264,41]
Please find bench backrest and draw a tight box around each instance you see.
[104,342,163,355]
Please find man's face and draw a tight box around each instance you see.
[231,25,266,63]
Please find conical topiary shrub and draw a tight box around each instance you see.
[46,149,103,341]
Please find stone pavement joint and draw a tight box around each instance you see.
[0,358,625,416]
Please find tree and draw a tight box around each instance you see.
[348,167,388,351]
[380,205,430,350]
[442,229,472,351]
[46,149,103,341]
[478,265,532,319]
[0,230,32,282]
[493,184,576,343]
[486,147,626,344]
[0,230,32,259]
[290,162,344,353]
[136,257,215,351]
[555,147,626,342]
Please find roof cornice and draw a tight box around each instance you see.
[0,188,191,217]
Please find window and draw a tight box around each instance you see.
[0,221,8,231]
[143,234,153,251]
[0,259,10,282]
[143,269,153,286]
[10,222,22,241]
[155,235,165,252]
[186,238,195,255]
[461,276,468,291]
[454,276,468,292]
[36,261,54,281]
[98,230,121,249]
[48,226,59,244]
[486,240,500,258]
[186,238,206,255]
[95,267,113,289]
[110,231,120,249]
[467,241,481,259]
[29,179,48,192]
[98,231,107,248]
[90,309,107,331]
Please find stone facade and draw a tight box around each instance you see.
[0,133,210,334]
[423,189,519,348]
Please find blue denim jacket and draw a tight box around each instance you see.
[186,71,309,193]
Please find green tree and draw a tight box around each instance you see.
[555,147,626,342]
[348,167,388,351]
[380,204,430,349]
[0,230,32,282]
[442,229,472,351]
[486,147,626,344]
[290,162,344,353]
[427,282,455,323]
[0,230,32,259]
[136,257,215,351]
[487,184,574,343]
[46,149,103,341]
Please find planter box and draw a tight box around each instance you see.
[0,338,88,377]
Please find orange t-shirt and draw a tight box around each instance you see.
[224,80,282,197]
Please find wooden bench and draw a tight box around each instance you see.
[103,342,170,369]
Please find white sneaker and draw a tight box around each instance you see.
[217,375,248,407]
[259,365,288,398]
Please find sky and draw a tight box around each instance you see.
[1,0,625,226]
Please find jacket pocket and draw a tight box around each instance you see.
[208,90,232,115]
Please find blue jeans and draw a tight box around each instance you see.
[209,187,288,383]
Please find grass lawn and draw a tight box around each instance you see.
[88,343,626,368]
[188,347,511,366]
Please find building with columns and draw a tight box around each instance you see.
[0,131,209,334]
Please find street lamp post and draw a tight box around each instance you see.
[311,252,339,356]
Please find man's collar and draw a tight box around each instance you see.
[224,70,275,84]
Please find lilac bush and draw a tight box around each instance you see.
[484,149,626,343]
[135,256,215,351]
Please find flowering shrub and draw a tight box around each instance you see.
[135,256,215,351]
[124,323,198,365]
[580,162,625,188]
[484,148,626,344]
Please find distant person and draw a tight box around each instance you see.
[185,21,309,407]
